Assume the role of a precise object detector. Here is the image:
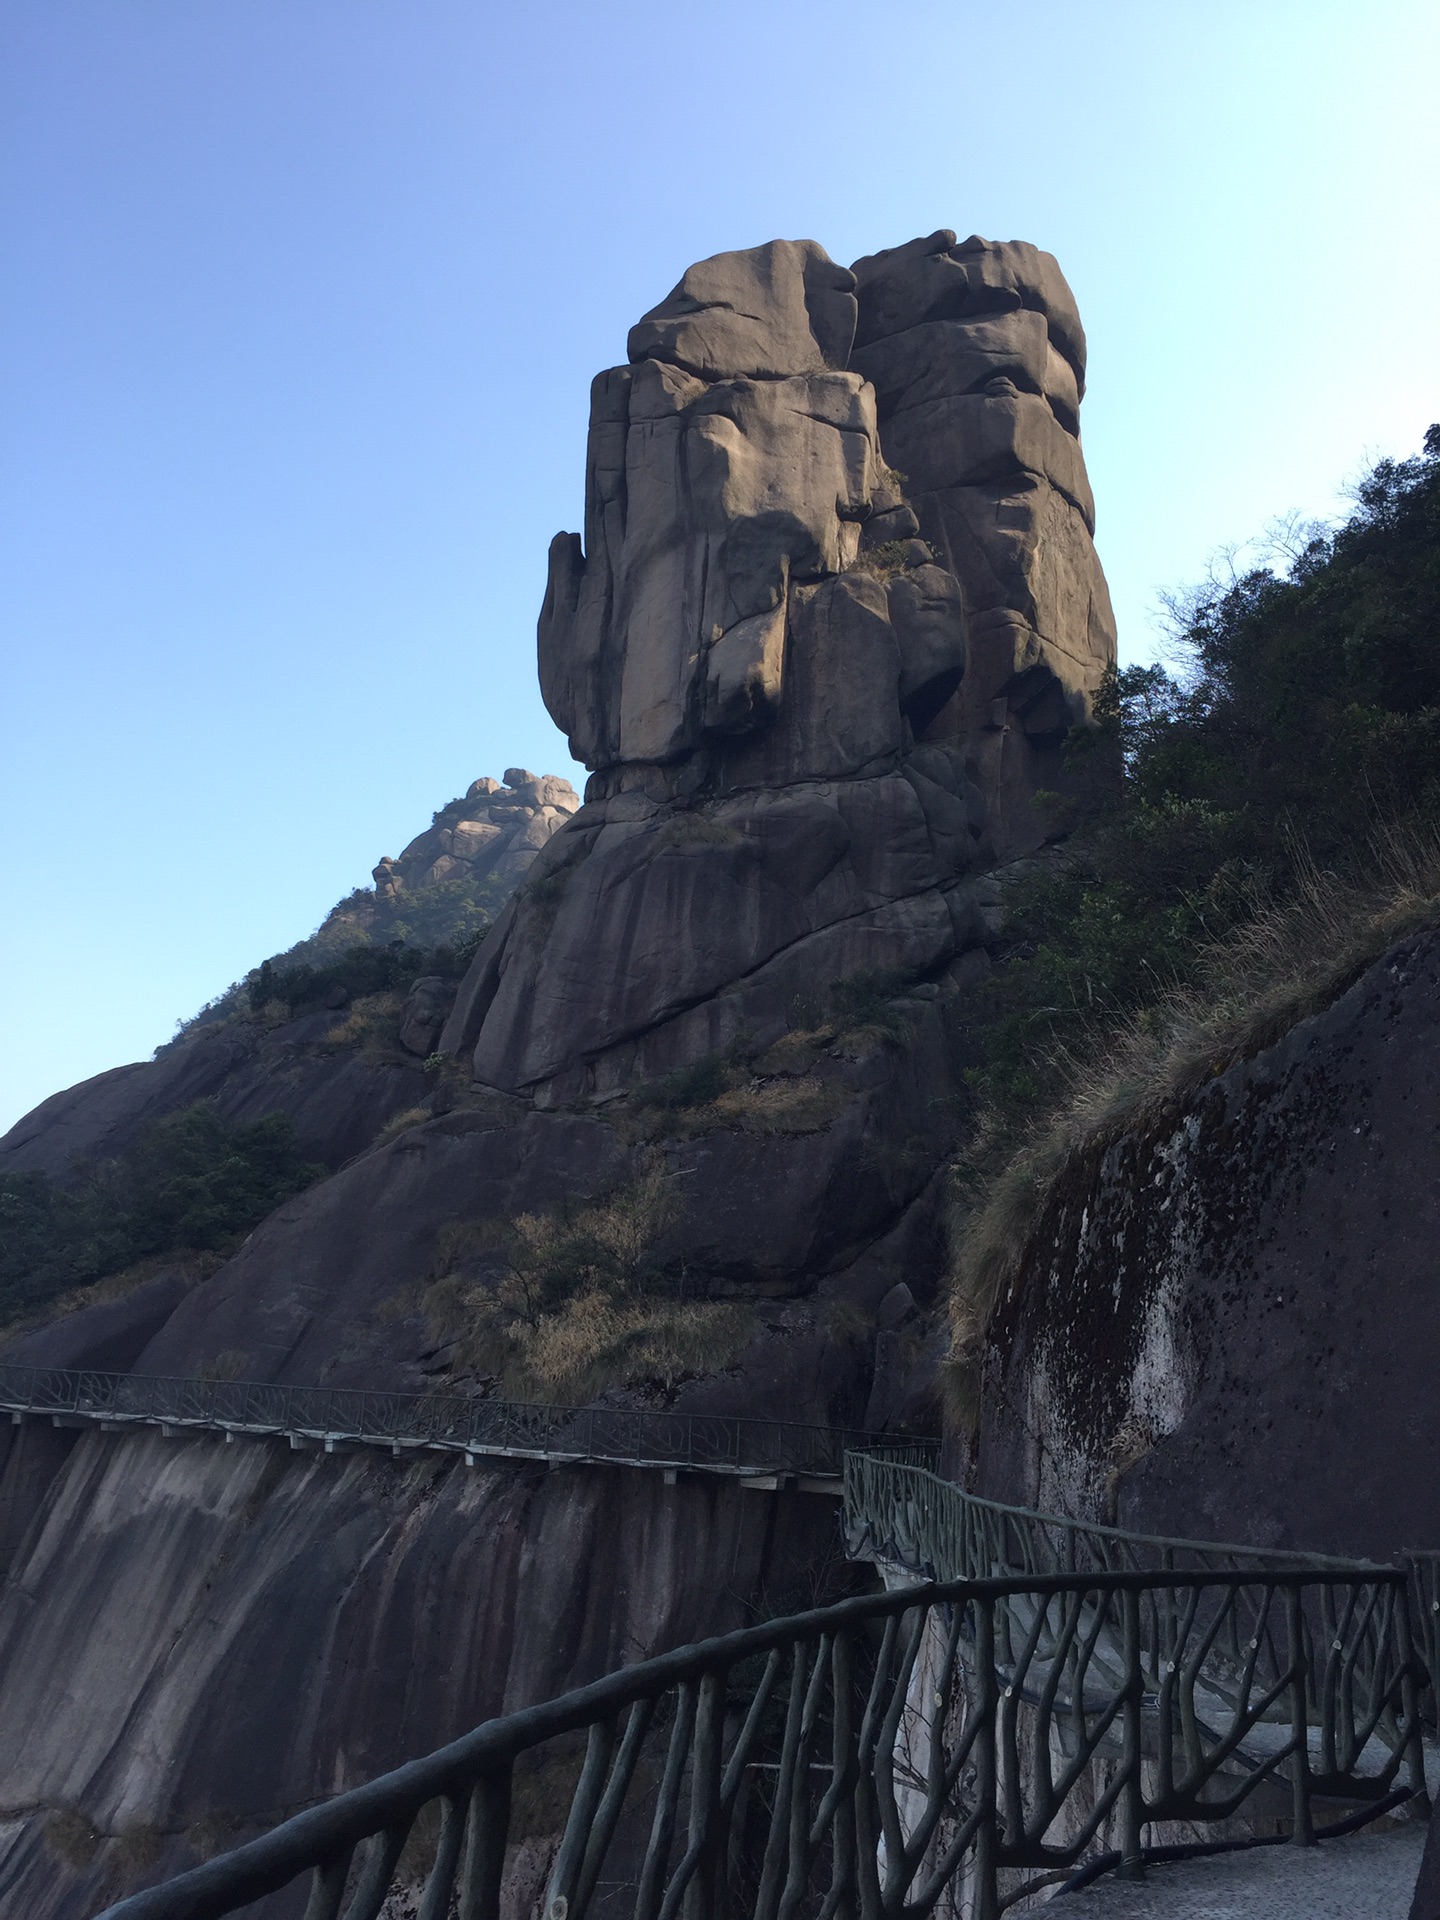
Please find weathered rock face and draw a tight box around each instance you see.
[371,768,580,903]
[849,232,1112,738]
[972,931,1440,1562]
[0,1423,841,1918]
[449,232,1114,1105]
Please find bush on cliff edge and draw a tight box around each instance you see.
[946,426,1440,1416]
[0,1102,325,1327]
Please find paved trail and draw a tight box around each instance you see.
[1060,1823,1425,1917]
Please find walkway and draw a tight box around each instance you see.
[1061,1821,1425,1916]
[0,1360,938,1486]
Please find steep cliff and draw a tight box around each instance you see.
[970,928,1440,1562]
[448,231,1113,1101]
[0,231,1113,1918]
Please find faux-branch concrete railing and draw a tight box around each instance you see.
[92,1562,1428,1920]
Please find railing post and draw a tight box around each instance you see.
[1117,1585,1145,1879]
[684,1671,725,1920]
[1395,1574,1431,1814]
[972,1596,1000,1920]
[419,1794,468,1920]
[1287,1585,1315,1845]
[460,1768,513,1920]
[300,1847,352,1920]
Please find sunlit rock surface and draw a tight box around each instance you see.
[450,230,1114,1103]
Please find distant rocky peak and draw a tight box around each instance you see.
[372,768,580,902]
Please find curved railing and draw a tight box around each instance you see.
[0,1362,939,1481]
[94,1562,1427,1920]
[845,1454,1440,1737]
[842,1452,1374,1581]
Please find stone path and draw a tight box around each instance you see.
[1058,1822,1425,1917]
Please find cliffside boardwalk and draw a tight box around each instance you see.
[92,1455,1432,1920]
[0,1362,937,1485]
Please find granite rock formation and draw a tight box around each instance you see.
[369,768,579,907]
[0,232,1114,1917]
[445,231,1114,1104]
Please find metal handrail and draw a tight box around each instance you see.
[94,1562,1428,1920]
[0,1362,939,1480]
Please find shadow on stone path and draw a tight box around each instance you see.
[1058,1822,1425,1918]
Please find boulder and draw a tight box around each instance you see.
[627,238,857,380]
[396,976,456,1058]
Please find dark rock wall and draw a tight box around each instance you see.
[973,931,1440,1561]
[0,1422,843,1918]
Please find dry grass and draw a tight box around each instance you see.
[507,1292,754,1403]
[374,1105,432,1145]
[943,824,1440,1423]
[705,1076,846,1133]
[323,991,405,1051]
[628,1071,847,1143]
[393,1158,753,1401]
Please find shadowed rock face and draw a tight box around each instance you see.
[448,231,1114,1104]
[0,1424,842,1917]
[972,932,1440,1562]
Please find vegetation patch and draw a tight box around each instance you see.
[628,1041,850,1141]
[400,1157,754,1401]
[0,1102,324,1329]
[647,811,745,855]
[321,990,407,1052]
[371,1105,432,1146]
[786,967,917,1051]
[851,539,919,580]
[632,1050,739,1113]
[943,427,1440,1417]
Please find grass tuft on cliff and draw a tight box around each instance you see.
[400,1156,754,1402]
[944,425,1440,1416]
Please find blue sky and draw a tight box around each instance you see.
[2,0,1438,1133]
